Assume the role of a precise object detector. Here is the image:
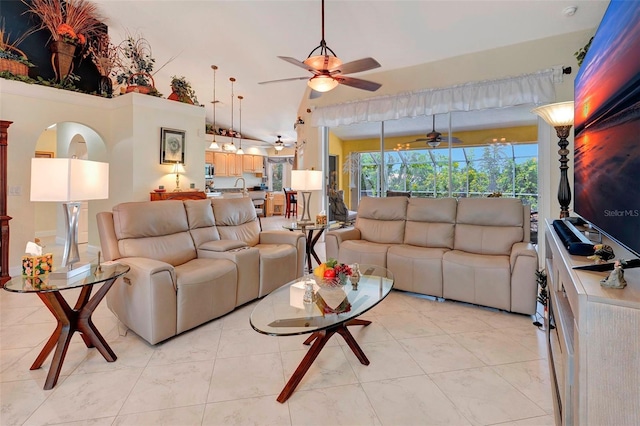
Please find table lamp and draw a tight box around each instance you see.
[291,169,323,225]
[172,162,185,191]
[30,158,109,278]
[532,101,574,218]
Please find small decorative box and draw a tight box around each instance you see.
[316,214,327,225]
[21,253,53,277]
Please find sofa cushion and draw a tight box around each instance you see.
[387,244,448,296]
[339,240,390,267]
[212,197,261,246]
[199,240,247,252]
[113,201,196,266]
[454,198,524,256]
[404,198,457,248]
[442,250,511,311]
[184,199,221,247]
[356,196,407,244]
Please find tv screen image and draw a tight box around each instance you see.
[574,0,640,257]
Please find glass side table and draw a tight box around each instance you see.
[3,263,130,389]
[283,221,341,272]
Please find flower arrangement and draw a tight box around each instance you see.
[21,0,103,46]
[313,258,352,285]
[85,31,116,76]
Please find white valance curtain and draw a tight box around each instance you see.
[311,68,561,127]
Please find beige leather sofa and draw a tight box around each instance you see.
[97,197,305,344]
[325,196,538,315]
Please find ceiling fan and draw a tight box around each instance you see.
[258,0,382,95]
[412,115,464,147]
[273,135,296,152]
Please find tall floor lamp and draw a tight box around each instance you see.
[291,169,323,225]
[532,101,575,218]
[31,158,109,278]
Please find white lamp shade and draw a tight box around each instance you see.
[172,162,185,173]
[31,158,109,202]
[291,170,323,191]
[531,101,574,127]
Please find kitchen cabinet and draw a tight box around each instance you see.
[213,152,228,176]
[227,153,243,177]
[205,151,214,165]
[242,155,265,173]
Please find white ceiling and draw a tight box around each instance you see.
[93,0,608,147]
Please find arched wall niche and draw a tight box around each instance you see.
[33,122,108,248]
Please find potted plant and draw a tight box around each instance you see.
[114,33,157,94]
[84,31,117,96]
[168,75,198,104]
[0,21,34,77]
[21,0,103,81]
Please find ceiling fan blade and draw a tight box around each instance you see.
[277,56,316,72]
[258,76,310,85]
[309,89,323,99]
[335,76,382,92]
[331,57,381,75]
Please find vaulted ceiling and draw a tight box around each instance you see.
[92,0,608,146]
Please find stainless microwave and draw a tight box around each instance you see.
[205,163,214,178]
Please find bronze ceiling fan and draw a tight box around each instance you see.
[411,115,464,147]
[258,0,382,96]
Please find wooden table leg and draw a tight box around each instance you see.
[277,318,372,403]
[308,228,325,266]
[30,277,118,390]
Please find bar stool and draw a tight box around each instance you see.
[284,188,297,219]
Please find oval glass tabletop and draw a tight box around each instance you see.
[250,264,394,336]
[3,264,130,293]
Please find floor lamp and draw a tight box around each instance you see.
[31,158,109,278]
[291,169,323,225]
[532,101,575,219]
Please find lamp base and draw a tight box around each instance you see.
[49,262,92,279]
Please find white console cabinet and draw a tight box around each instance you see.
[544,220,640,425]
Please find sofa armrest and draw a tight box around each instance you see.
[199,240,248,252]
[259,230,304,246]
[106,257,178,344]
[509,242,539,315]
[325,227,362,261]
[260,230,306,278]
[509,242,537,271]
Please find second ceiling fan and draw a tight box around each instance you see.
[412,115,464,147]
[259,0,382,96]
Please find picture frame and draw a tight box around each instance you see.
[160,128,185,164]
[35,151,54,158]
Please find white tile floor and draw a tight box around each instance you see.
[1,215,553,426]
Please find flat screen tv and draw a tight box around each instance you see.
[574,0,640,257]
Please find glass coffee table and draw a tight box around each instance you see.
[250,264,393,403]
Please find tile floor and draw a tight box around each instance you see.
[1,215,553,426]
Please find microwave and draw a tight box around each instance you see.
[205,163,214,178]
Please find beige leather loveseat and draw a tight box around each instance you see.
[325,196,538,315]
[97,197,305,344]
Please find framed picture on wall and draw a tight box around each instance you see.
[35,151,55,158]
[160,128,185,164]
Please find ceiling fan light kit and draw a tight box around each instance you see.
[274,135,285,151]
[308,75,339,92]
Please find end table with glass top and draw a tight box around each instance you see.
[3,263,129,389]
[250,264,393,403]
[283,221,341,272]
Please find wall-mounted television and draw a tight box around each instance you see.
[574,0,640,257]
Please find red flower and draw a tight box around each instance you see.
[77,33,86,45]
[57,23,77,39]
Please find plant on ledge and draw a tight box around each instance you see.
[114,33,159,96]
[21,0,103,81]
[168,75,198,105]
[0,22,34,76]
